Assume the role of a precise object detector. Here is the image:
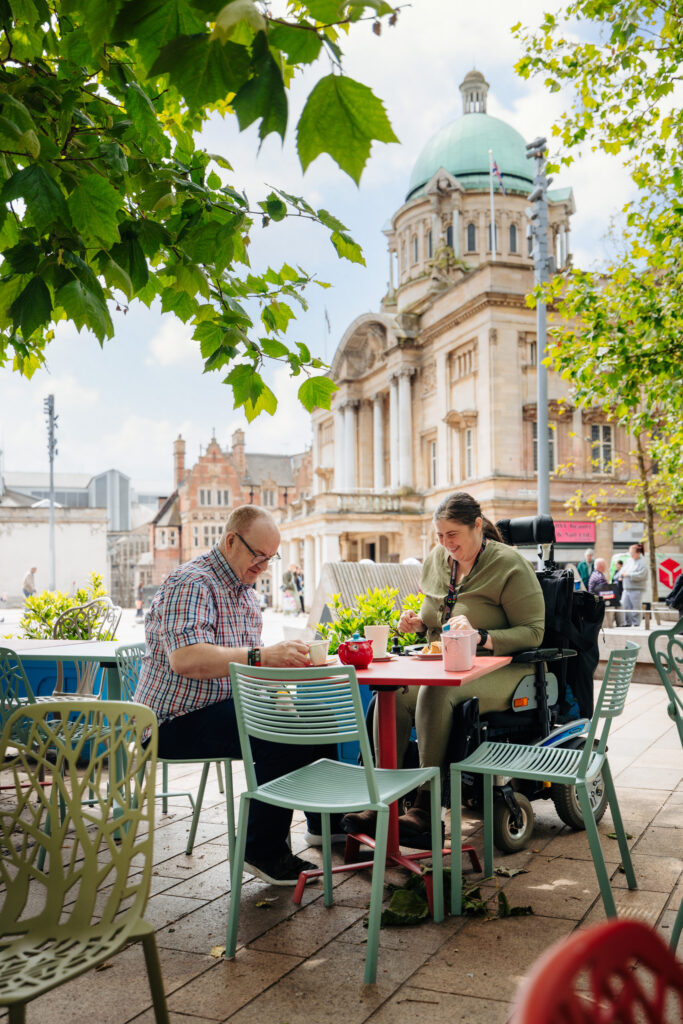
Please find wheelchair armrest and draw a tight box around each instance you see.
[509,647,577,664]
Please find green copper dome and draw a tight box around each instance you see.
[406,112,534,200]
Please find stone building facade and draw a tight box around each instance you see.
[277,71,648,608]
[149,430,312,602]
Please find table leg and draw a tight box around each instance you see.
[374,689,400,857]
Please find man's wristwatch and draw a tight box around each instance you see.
[247,647,261,666]
[477,629,489,648]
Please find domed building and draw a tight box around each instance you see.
[275,72,636,602]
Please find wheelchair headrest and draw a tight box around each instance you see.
[496,514,556,547]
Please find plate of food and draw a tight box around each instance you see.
[415,641,443,661]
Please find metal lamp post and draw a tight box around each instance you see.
[43,394,58,590]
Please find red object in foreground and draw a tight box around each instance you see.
[509,918,683,1023]
[337,637,374,669]
[293,654,511,909]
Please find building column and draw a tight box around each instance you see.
[388,247,395,294]
[344,401,358,490]
[452,208,460,258]
[303,534,315,612]
[436,351,449,487]
[311,422,320,495]
[389,375,400,489]
[315,533,323,590]
[333,405,345,491]
[322,533,341,564]
[272,554,282,609]
[398,368,414,489]
[372,393,385,491]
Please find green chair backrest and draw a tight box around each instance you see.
[647,618,683,744]
[115,643,147,702]
[0,700,157,944]
[0,646,36,737]
[228,663,379,804]
[577,641,639,774]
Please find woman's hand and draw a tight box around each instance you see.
[398,609,424,633]
[446,614,474,632]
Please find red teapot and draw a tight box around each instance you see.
[337,634,374,669]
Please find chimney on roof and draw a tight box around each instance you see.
[232,428,246,476]
[173,435,186,489]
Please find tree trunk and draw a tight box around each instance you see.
[635,434,658,604]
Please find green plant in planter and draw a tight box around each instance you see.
[317,587,423,654]
[20,573,109,639]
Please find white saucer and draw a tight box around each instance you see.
[372,653,398,662]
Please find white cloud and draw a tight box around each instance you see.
[146,318,199,367]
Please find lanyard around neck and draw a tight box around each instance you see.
[442,537,487,623]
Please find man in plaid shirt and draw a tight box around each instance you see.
[136,504,343,885]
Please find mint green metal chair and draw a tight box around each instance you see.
[0,646,37,743]
[648,619,683,950]
[225,663,444,985]
[115,643,235,861]
[0,700,169,1024]
[450,641,639,919]
[648,617,683,747]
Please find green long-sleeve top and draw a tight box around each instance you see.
[419,540,545,655]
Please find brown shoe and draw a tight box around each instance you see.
[341,809,377,837]
[397,803,430,835]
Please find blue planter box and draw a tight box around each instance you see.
[20,660,105,699]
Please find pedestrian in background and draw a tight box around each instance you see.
[576,549,594,590]
[611,559,624,605]
[618,543,648,626]
[587,557,609,594]
[22,566,37,602]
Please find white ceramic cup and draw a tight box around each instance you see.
[363,624,391,659]
[308,639,330,666]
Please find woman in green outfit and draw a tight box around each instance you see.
[342,492,545,841]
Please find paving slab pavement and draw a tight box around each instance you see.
[1,631,681,1023]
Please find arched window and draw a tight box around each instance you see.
[412,235,418,264]
[446,225,453,249]
[427,229,433,258]
[466,223,476,251]
[527,234,533,256]
[509,223,518,253]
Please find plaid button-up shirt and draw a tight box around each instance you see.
[135,545,262,726]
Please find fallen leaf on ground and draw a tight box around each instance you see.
[210,945,226,958]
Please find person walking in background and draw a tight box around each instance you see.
[576,549,594,591]
[587,557,609,594]
[618,543,648,626]
[611,559,624,605]
[295,565,305,614]
[22,566,37,602]
[135,582,144,621]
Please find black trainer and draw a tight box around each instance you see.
[243,851,318,886]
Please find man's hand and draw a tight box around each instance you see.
[261,640,310,667]
[398,609,424,633]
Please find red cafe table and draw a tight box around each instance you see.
[293,652,511,905]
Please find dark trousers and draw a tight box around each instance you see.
[157,699,336,861]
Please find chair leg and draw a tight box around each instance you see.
[141,931,171,1024]
[161,762,169,814]
[226,795,251,957]
[671,894,683,951]
[8,1003,26,1024]
[223,760,235,867]
[365,806,389,985]
[450,766,463,916]
[215,760,225,794]
[576,782,617,917]
[602,760,637,891]
[429,776,444,923]
[185,762,211,855]
[321,812,333,907]
[483,773,494,878]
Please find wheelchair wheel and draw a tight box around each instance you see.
[493,792,534,854]
[551,773,608,831]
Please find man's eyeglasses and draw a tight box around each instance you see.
[235,533,281,567]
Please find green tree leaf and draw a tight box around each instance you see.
[297,74,398,183]
[268,22,322,64]
[68,174,122,248]
[232,32,288,140]
[212,0,265,42]
[55,278,113,342]
[9,276,52,337]
[150,35,250,112]
[298,374,337,411]
[1,165,70,234]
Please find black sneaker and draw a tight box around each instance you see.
[243,851,318,886]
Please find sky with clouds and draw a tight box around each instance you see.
[0,0,634,495]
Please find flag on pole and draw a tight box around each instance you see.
[491,158,506,195]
